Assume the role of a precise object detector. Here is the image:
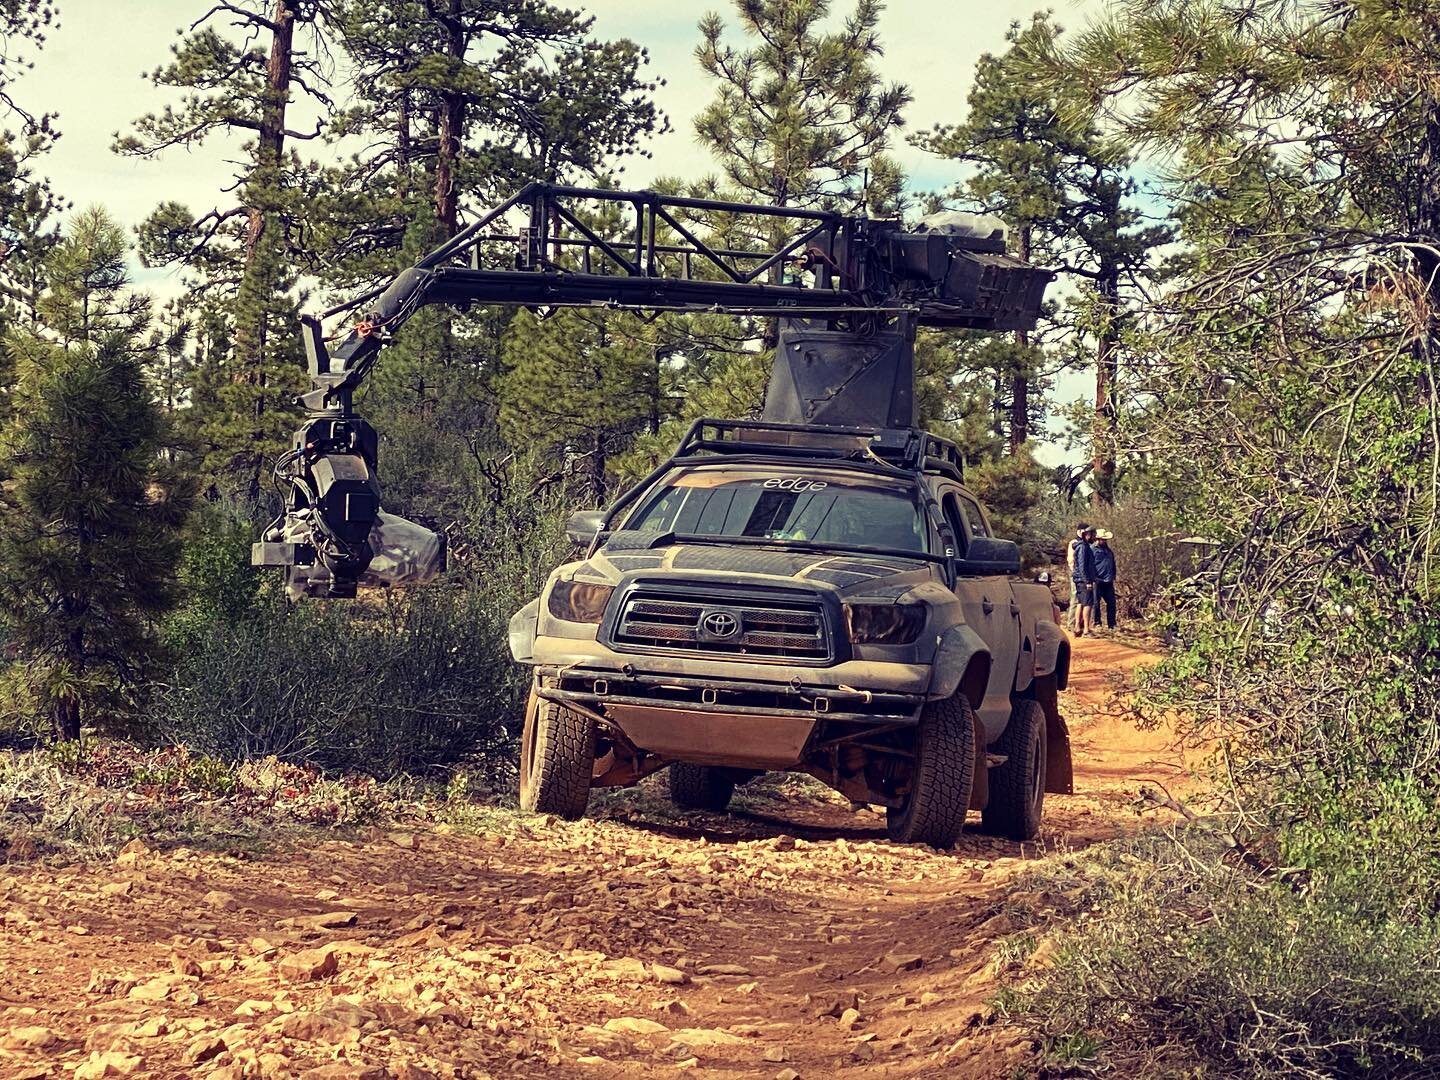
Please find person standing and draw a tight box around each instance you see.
[1068,523,1096,636]
[1091,528,1118,630]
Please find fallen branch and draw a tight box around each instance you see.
[1138,783,1301,889]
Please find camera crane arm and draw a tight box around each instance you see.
[257,182,1052,598]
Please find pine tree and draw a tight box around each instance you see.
[310,4,662,521]
[147,300,195,417]
[118,1,333,500]
[0,143,61,327]
[499,308,665,504]
[328,0,661,250]
[0,208,192,740]
[0,1,55,136]
[0,3,62,415]
[0,138,61,423]
[318,0,661,313]
[1061,157,1166,503]
[694,0,911,356]
[920,13,1165,493]
[912,14,1076,451]
[694,0,910,211]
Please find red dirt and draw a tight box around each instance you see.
[0,636,1184,1080]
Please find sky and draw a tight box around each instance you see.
[16,0,1105,461]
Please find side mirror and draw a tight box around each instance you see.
[956,536,1022,576]
[565,509,606,547]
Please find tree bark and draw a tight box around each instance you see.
[1009,225,1033,452]
[434,0,465,238]
[591,430,607,504]
[397,91,411,174]
[53,623,84,741]
[243,0,297,265]
[54,697,80,742]
[1092,262,1120,505]
[234,0,299,499]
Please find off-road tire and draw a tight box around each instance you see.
[519,686,594,820]
[886,694,976,848]
[981,698,1047,841]
[668,763,735,812]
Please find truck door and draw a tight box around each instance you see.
[939,488,1022,743]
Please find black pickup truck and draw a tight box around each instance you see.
[508,419,1072,847]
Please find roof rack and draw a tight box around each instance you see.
[673,418,964,482]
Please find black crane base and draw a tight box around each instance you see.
[762,316,916,430]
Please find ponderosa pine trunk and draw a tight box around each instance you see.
[433,0,464,238]
[1010,225,1032,452]
[53,620,83,741]
[235,0,299,500]
[242,0,296,263]
[1092,262,1120,505]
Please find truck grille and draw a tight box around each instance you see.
[612,591,831,661]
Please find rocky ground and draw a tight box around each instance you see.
[0,636,1187,1080]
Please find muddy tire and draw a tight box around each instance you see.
[519,686,594,820]
[981,698,1047,841]
[886,694,976,848]
[668,763,735,812]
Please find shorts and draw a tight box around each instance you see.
[1071,582,1094,606]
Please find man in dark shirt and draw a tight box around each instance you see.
[1068,523,1096,636]
[1091,529,1118,630]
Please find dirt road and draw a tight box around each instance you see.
[0,637,1184,1080]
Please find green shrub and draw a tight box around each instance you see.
[1,741,400,859]
[143,450,574,777]
[0,664,45,746]
[1015,829,1440,1079]
[151,586,519,775]
[163,502,263,655]
[967,446,1046,561]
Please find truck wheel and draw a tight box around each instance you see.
[981,699,1047,841]
[519,687,594,820]
[668,763,735,812]
[886,694,976,848]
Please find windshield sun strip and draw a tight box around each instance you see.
[664,532,942,564]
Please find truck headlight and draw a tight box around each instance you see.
[547,580,614,624]
[845,602,926,645]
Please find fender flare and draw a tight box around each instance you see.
[928,623,992,710]
[508,598,540,663]
[1033,619,1070,691]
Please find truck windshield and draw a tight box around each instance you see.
[625,469,928,553]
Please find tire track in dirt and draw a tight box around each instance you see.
[0,636,1179,1080]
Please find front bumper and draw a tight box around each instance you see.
[532,635,927,769]
[532,633,929,718]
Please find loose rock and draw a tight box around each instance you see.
[2,1025,58,1050]
[603,1016,670,1035]
[696,963,750,976]
[279,1010,360,1044]
[278,945,338,981]
[202,890,237,912]
[75,1052,145,1079]
[881,952,923,973]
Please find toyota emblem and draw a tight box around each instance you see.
[700,609,740,638]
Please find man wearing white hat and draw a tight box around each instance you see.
[1090,529,1118,630]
